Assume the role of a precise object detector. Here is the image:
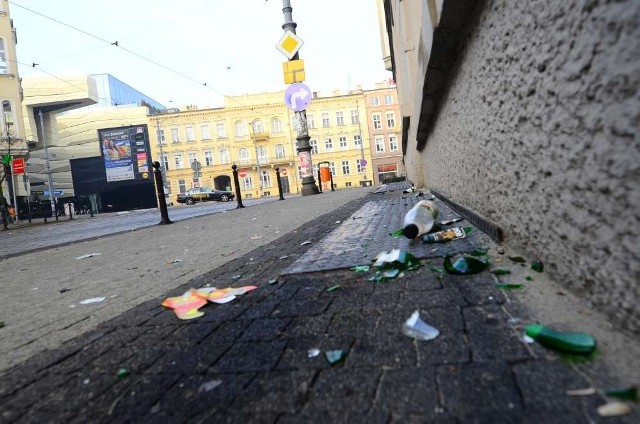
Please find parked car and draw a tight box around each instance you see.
[176,187,235,205]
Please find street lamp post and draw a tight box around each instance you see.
[281,0,319,196]
[38,110,56,217]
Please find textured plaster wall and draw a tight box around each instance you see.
[406,0,640,332]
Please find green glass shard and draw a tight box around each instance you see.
[382,269,400,279]
[525,324,596,356]
[351,265,370,272]
[605,386,638,401]
[117,368,130,379]
[390,229,404,238]
[525,276,533,281]
[509,256,527,263]
[470,247,488,256]
[496,283,525,290]
[463,227,473,234]
[325,350,345,365]
[268,277,278,285]
[492,269,511,275]
[429,267,443,273]
[326,285,341,292]
[444,255,489,275]
[531,260,544,272]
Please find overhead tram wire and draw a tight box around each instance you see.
[7,0,239,105]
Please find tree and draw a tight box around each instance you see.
[0,109,17,230]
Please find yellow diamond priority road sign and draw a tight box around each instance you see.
[276,30,304,60]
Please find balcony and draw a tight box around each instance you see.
[252,131,270,141]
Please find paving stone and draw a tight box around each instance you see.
[436,363,522,419]
[153,372,254,422]
[349,332,418,368]
[397,287,467,313]
[171,322,221,344]
[237,298,280,320]
[387,412,458,424]
[305,367,383,412]
[1,373,73,410]
[238,370,316,414]
[275,336,354,371]
[239,318,291,342]
[455,273,506,305]
[90,345,166,374]
[211,341,287,373]
[376,367,438,415]
[362,290,401,313]
[463,305,531,362]
[278,408,390,424]
[200,319,251,345]
[280,315,332,339]
[326,311,377,337]
[272,298,332,318]
[144,343,231,375]
[34,372,117,412]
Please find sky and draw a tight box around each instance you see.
[8,0,392,109]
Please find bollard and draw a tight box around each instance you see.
[68,203,73,220]
[231,165,245,209]
[90,206,94,217]
[330,170,335,192]
[27,201,32,223]
[153,161,173,225]
[317,168,322,193]
[42,205,47,223]
[275,167,285,200]
[54,203,59,221]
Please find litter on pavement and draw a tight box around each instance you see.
[444,255,489,275]
[597,402,631,417]
[198,380,222,393]
[325,350,346,365]
[402,310,439,341]
[308,348,320,358]
[162,285,258,320]
[566,387,596,396]
[79,297,107,305]
[75,253,101,260]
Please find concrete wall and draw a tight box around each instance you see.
[404,1,640,332]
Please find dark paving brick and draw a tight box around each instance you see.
[362,290,401,313]
[211,341,287,373]
[153,372,254,422]
[279,408,390,424]
[376,367,438,415]
[12,407,79,424]
[34,372,117,412]
[305,367,382,412]
[436,363,522,419]
[326,311,377,337]
[272,298,332,318]
[275,336,354,371]
[463,305,531,362]
[238,370,316,414]
[239,318,291,342]
[280,314,331,339]
[237,298,280,320]
[349,332,418,368]
[1,373,73,410]
[397,287,467,313]
[455,273,506,305]
[200,318,251,345]
[387,413,458,424]
[145,342,231,375]
[90,345,166,374]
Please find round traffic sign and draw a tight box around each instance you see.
[281,169,288,176]
[238,169,247,178]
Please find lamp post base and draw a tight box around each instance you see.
[301,176,320,196]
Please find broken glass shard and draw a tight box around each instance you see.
[402,310,439,341]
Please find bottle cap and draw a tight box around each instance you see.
[403,224,419,239]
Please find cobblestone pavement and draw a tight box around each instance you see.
[0,185,638,423]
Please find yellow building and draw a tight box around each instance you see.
[0,0,28,204]
[150,89,375,203]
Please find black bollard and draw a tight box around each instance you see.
[90,206,94,217]
[42,205,47,223]
[54,203,59,221]
[330,170,335,191]
[27,201,32,223]
[317,168,322,193]
[231,165,245,208]
[68,203,73,220]
[153,161,173,225]
[275,167,285,200]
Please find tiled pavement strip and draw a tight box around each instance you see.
[0,184,638,423]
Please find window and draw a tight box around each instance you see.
[0,39,7,74]
[204,150,213,166]
[345,182,352,187]
[260,170,271,188]
[171,127,180,143]
[252,120,264,134]
[371,97,379,106]
[341,160,351,175]
[239,148,250,162]
[178,179,187,194]
[220,148,230,164]
[389,135,398,151]
[2,100,14,136]
[157,128,166,145]
[185,126,196,142]
[375,136,385,152]
[336,111,344,126]
[243,176,253,190]
[384,94,393,105]
[307,114,315,129]
[339,136,347,150]
[235,121,246,138]
[174,153,184,169]
[216,122,226,138]
[310,139,318,154]
[353,134,362,147]
[257,146,267,163]
[356,159,363,174]
[373,114,382,130]
[201,123,211,140]
[275,144,286,159]
[188,151,198,163]
[325,137,333,151]
[351,109,359,124]
[329,162,336,176]
[386,112,395,128]
[271,117,282,133]
[322,113,330,128]
[312,164,318,176]
[161,153,169,171]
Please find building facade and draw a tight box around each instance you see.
[382,0,640,333]
[0,0,28,209]
[363,80,404,185]
[150,89,377,202]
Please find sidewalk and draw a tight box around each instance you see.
[0,184,638,423]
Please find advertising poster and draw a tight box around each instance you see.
[98,125,151,182]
